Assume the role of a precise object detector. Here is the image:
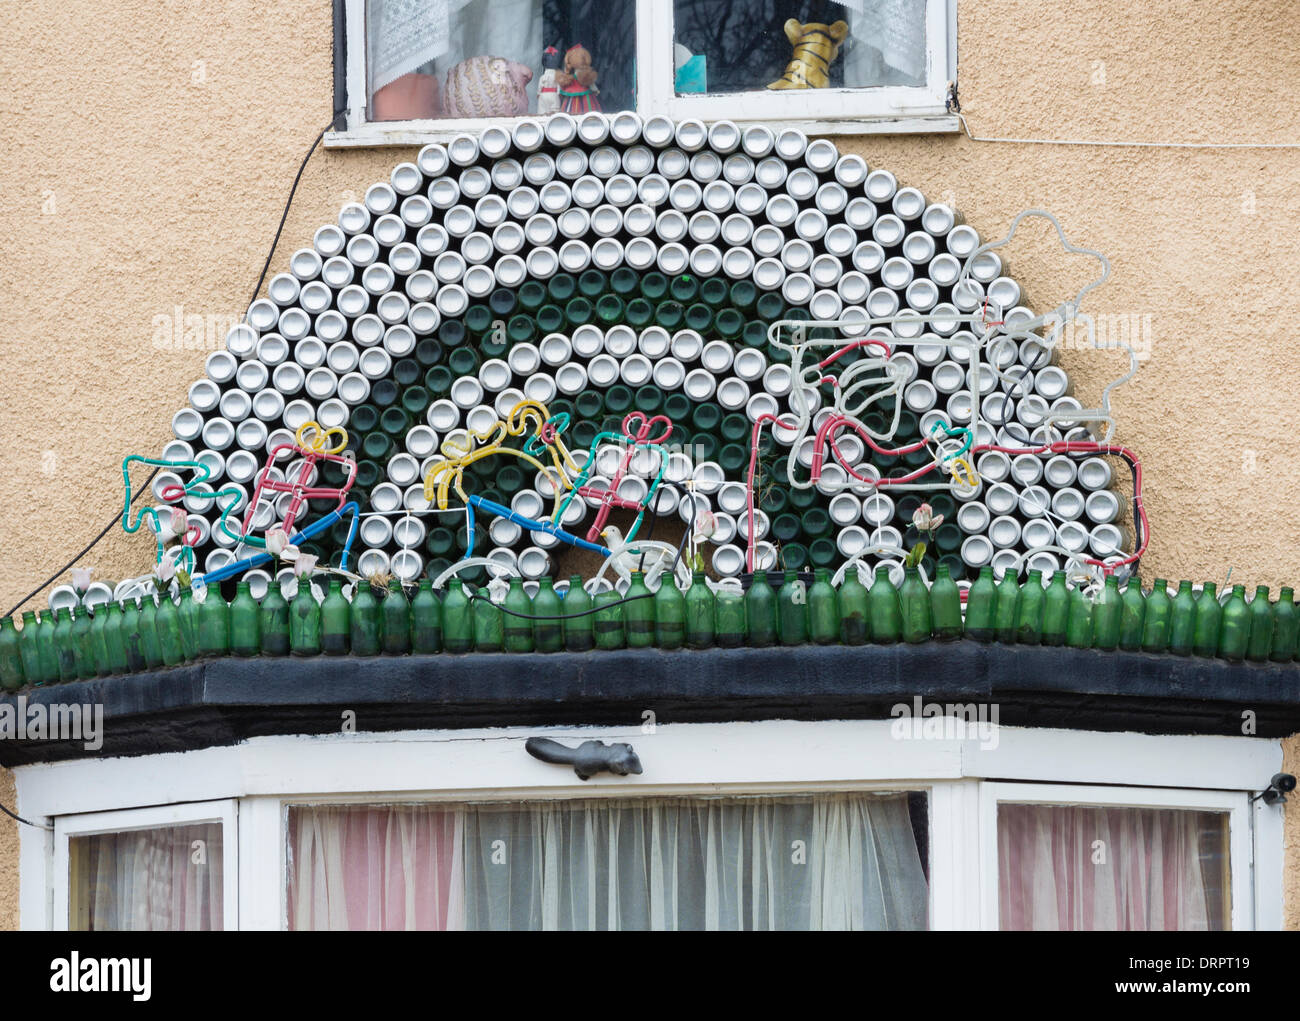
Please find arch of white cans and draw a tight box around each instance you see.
[155,111,1128,597]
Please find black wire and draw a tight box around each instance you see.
[0,803,50,831]
[249,124,331,310]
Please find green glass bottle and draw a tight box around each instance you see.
[442,581,474,653]
[593,588,624,650]
[714,585,746,648]
[259,581,290,656]
[837,568,869,645]
[869,566,903,644]
[137,596,163,670]
[502,577,534,653]
[228,582,260,658]
[36,608,59,682]
[471,585,504,652]
[623,571,656,648]
[119,599,145,673]
[290,580,322,656]
[176,587,200,660]
[383,579,412,655]
[1013,569,1045,645]
[410,579,442,654]
[1118,580,1146,652]
[563,576,594,652]
[54,606,77,681]
[929,564,962,641]
[531,577,564,653]
[1065,582,1094,649]
[99,602,126,674]
[1039,571,1070,647]
[654,575,685,650]
[71,606,98,678]
[776,570,808,646]
[1140,580,1172,654]
[350,581,383,656]
[964,567,997,642]
[808,568,839,644]
[899,566,933,644]
[88,602,111,677]
[1217,584,1250,662]
[684,572,715,649]
[197,585,230,657]
[993,571,1020,644]
[1271,587,1299,662]
[1168,580,1197,656]
[745,571,778,647]
[18,611,44,684]
[0,617,24,692]
[1092,575,1122,651]
[1192,582,1221,658]
[320,578,350,655]
[1246,585,1274,663]
[155,593,185,667]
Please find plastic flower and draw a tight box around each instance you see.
[291,553,318,578]
[265,527,301,562]
[692,510,717,541]
[912,502,943,534]
[71,567,94,593]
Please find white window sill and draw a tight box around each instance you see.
[324,113,961,149]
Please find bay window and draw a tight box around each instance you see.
[335,0,958,146]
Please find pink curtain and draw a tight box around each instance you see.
[998,804,1229,931]
[74,823,223,931]
[287,805,463,930]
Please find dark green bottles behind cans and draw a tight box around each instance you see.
[837,568,868,645]
[684,572,715,649]
[899,567,932,644]
[808,568,839,644]
[1247,585,1273,662]
[442,581,474,653]
[593,588,624,650]
[745,571,777,647]
[198,586,230,657]
[532,577,564,653]
[1217,584,1250,662]
[259,581,291,656]
[290,580,322,656]
[1041,571,1070,647]
[1272,588,1299,662]
[411,579,442,653]
[655,575,685,649]
[624,571,655,648]
[777,570,807,646]
[964,567,996,642]
[563,575,594,652]
[869,566,902,644]
[1118,579,1145,652]
[0,617,23,692]
[1168,580,1196,656]
[229,582,260,657]
[1192,582,1221,657]
[929,564,961,641]
[383,579,411,655]
[321,578,350,654]
[1141,579,1172,653]
[351,582,383,656]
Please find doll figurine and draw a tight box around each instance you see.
[537,44,563,115]
[768,19,849,89]
[555,43,600,114]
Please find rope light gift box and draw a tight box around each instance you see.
[1,111,1298,686]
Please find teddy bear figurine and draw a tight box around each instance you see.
[556,43,601,114]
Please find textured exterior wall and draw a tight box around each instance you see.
[1,0,1298,928]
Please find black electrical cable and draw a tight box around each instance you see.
[249,124,332,311]
[0,803,50,831]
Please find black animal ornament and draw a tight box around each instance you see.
[525,737,643,781]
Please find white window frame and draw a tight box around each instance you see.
[16,720,1283,931]
[51,799,239,931]
[329,0,959,148]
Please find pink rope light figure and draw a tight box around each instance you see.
[238,422,358,544]
[577,412,672,543]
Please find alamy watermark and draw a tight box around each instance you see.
[890,696,1000,750]
[0,696,103,751]
[151,305,241,352]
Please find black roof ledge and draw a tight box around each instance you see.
[1,642,1297,765]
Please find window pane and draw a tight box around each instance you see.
[69,823,223,931]
[997,804,1231,931]
[365,0,637,121]
[671,0,928,95]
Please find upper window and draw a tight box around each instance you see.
[337,0,956,145]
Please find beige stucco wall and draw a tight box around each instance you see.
[1,0,1298,928]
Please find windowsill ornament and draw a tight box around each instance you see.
[537,44,562,115]
[443,55,533,118]
[768,19,849,90]
[556,43,600,114]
